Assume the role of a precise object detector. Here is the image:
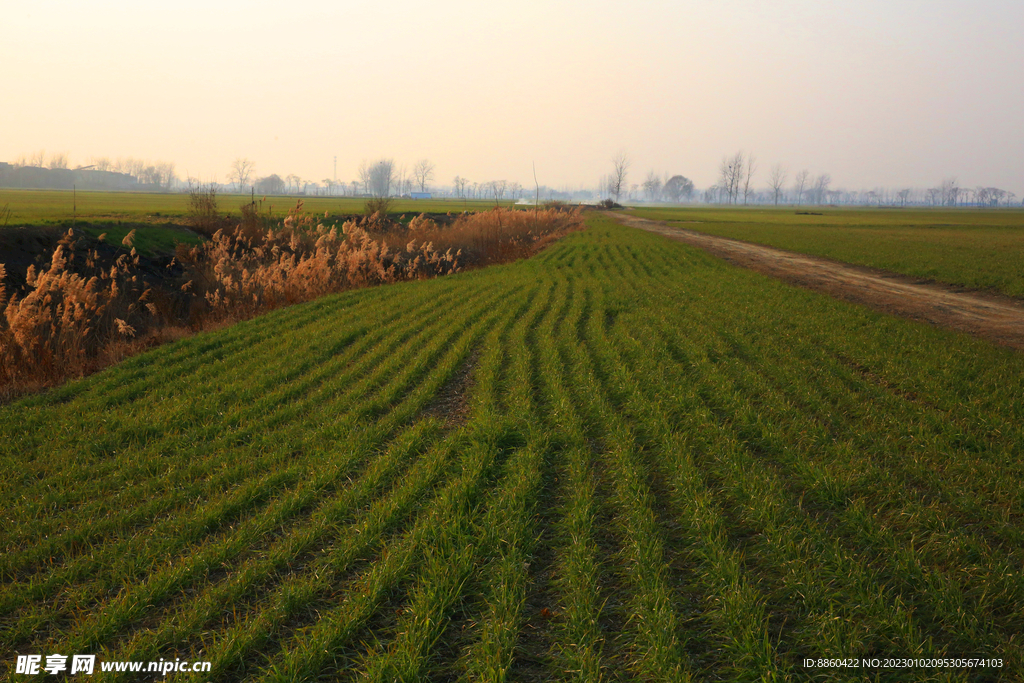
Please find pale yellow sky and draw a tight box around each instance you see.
[3,0,1022,194]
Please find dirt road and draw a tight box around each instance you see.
[613,212,1024,350]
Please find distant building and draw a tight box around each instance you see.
[410,192,432,200]
[0,163,140,191]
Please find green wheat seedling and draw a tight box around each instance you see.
[3,213,1024,682]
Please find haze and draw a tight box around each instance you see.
[3,0,1022,195]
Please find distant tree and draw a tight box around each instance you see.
[509,181,523,200]
[811,173,832,204]
[139,165,162,186]
[156,161,176,190]
[742,154,757,204]
[611,152,630,203]
[663,175,694,203]
[125,158,146,180]
[229,158,256,192]
[793,170,810,205]
[719,151,745,204]
[452,175,469,198]
[413,159,435,193]
[357,161,372,195]
[92,157,112,172]
[488,180,507,202]
[29,150,46,168]
[768,164,787,205]
[367,158,395,198]
[642,170,662,202]
[940,177,960,206]
[255,174,285,194]
[349,180,359,196]
[47,152,69,170]
[897,188,911,207]
[395,164,408,196]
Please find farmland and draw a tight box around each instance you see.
[0,188,508,227]
[630,206,1024,298]
[3,212,1024,681]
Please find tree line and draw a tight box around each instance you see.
[601,151,1020,207]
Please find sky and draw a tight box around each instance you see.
[2,0,1022,195]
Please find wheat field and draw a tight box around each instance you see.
[2,213,1023,681]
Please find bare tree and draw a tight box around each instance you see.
[395,164,408,197]
[642,170,662,202]
[793,170,810,205]
[155,161,176,190]
[367,158,395,198]
[811,173,832,204]
[509,181,523,201]
[611,152,630,203]
[412,159,435,193]
[227,158,255,192]
[768,164,787,206]
[718,151,745,204]
[940,177,960,206]
[357,161,372,195]
[488,179,508,202]
[92,157,112,172]
[47,152,70,170]
[742,154,757,204]
[897,188,911,207]
[29,150,46,167]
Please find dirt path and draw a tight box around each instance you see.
[613,212,1024,350]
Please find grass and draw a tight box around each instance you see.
[2,213,1023,681]
[0,188,518,227]
[630,205,1024,298]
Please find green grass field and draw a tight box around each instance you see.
[0,189,511,226]
[630,206,1024,298]
[3,214,1023,681]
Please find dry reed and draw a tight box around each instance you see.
[0,204,583,401]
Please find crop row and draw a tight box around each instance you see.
[3,213,1023,681]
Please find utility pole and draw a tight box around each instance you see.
[333,156,337,184]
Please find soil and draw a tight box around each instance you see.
[613,212,1024,351]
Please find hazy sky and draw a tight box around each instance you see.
[3,0,1022,194]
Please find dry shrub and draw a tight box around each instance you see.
[0,204,581,401]
[389,206,584,266]
[0,229,159,399]
[178,206,462,319]
[186,181,221,237]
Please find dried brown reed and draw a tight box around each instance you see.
[0,204,582,401]
[391,206,584,266]
[0,229,157,399]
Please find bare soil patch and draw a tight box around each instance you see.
[420,349,480,428]
[614,212,1024,350]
